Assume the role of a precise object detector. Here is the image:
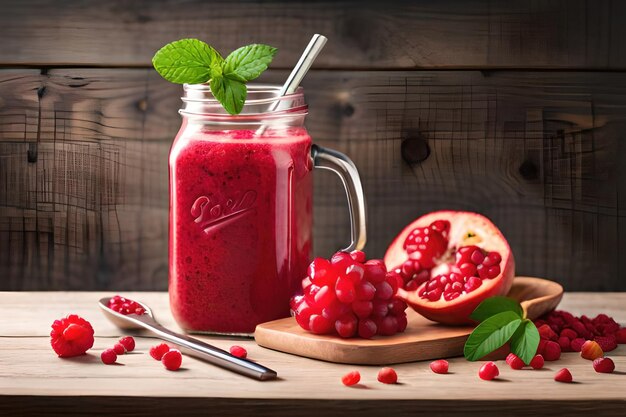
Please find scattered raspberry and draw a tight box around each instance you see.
[506,353,525,370]
[150,343,171,361]
[229,345,247,359]
[570,338,585,352]
[554,368,573,383]
[530,354,544,370]
[593,357,615,374]
[557,336,571,352]
[50,315,95,358]
[616,328,626,344]
[430,360,449,374]
[377,367,398,384]
[119,336,135,352]
[162,349,182,371]
[594,335,617,352]
[538,324,557,341]
[580,340,603,361]
[341,371,361,386]
[113,343,126,355]
[100,348,117,365]
[107,295,146,315]
[478,362,499,381]
[542,341,561,361]
[291,251,408,339]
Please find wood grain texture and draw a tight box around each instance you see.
[255,277,562,364]
[2,68,626,290]
[0,291,625,417]
[1,0,626,69]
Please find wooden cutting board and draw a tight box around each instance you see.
[255,277,563,365]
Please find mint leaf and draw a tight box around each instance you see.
[470,296,524,322]
[464,311,522,361]
[510,319,540,365]
[210,75,247,115]
[223,44,277,82]
[152,39,223,84]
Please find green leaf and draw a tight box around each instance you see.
[223,44,277,82]
[464,311,522,361]
[210,75,247,115]
[470,296,524,322]
[152,39,223,84]
[510,319,540,365]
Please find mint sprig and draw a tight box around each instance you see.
[152,39,277,115]
[464,296,540,365]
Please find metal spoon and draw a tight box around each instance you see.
[98,297,277,381]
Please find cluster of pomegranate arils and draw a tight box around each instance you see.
[108,295,146,315]
[391,220,503,302]
[291,250,408,338]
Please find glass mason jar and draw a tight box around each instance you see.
[169,84,366,335]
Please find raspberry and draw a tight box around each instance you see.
[162,349,182,371]
[557,336,571,352]
[377,367,398,384]
[554,368,573,383]
[616,328,626,344]
[506,353,525,370]
[341,371,361,386]
[229,345,247,358]
[560,328,577,340]
[570,337,585,352]
[542,341,561,361]
[430,360,449,374]
[113,343,126,355]
[150,343,171,361]
[594,335,617,352]
[50,315,95,358]
[100,348,117,365]
[107,295,145,316]
[592,357,615,373]
[292,251,407,338]
[538,324,557,341]
[580,340,603,360]
[478,362,499,380]
[530,354,544,370]
[119,336,135,352]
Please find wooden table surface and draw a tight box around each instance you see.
[1,292,625,416]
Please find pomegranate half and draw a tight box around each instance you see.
[384,211,515,325]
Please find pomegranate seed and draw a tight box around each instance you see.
[363,261,387,283]
[118,336,135,352]
[308,258,334,286]
[100,348,117,365]
[345,264,365,283]
[314,285,336,306]
[464,276,482,293]
[557,336,571,351]
[554,368,573,383]
[430,220,450,235]
[506,353,525,370]
[538,324,558,341]
[349,250,366,263]
[396,313,408,332]
[388,299,408,315]
[470,249,485,265]
[560,329,577,340]
[458,263,477,277]
[374,281,394,300]
[580,340,603,360]
[530,354,544,369]
[358,319,377,339]
[352,300,374,318]
[229,345,247,358]
[543,341,562,361]
[341,370,361,386]
[401,260,415,277]
[403,226,447,269]
[570,337,585,352]
[482,252,501,266]
[372,300,389,318]
[335,277,356,304]
[335,314,358,338]
[150,343,171,361]
[478,362,499,380]
[309,314,333,334]
[113,343,126,355]
[322,300,349,322]
[430,359,449,374]
[485,265,501,279]
[378,315,399,336]
[537,339,547,355]
[592,357,615,373]
[162,349,182,371]
[355,281,376,301]
[377,367,398,384]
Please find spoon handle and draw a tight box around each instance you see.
[136,317,277,380]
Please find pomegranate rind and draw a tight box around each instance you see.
[384,211,515,325]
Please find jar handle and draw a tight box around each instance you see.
[311,144,367,252]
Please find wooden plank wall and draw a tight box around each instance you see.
[1,0,625,291]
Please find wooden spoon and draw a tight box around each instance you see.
[507,276,564,320]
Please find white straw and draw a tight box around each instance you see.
[255,34,327,135]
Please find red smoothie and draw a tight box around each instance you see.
[169,124,313,334]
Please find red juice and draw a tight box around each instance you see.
[168,125,313,334]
